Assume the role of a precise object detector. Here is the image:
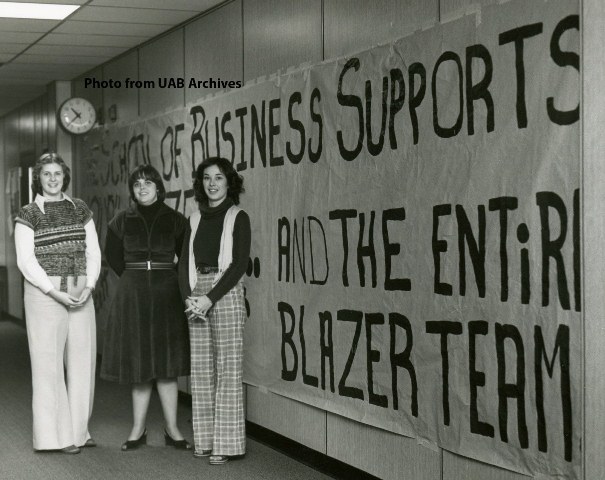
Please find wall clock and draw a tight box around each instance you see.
[57,97,97,135]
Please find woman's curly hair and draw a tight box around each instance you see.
[193,157,244,205]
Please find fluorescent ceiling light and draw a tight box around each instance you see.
[0,2,80,20]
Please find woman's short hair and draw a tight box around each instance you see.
[31,152,71,196]
[193,157,244,205]
[127,164,166,203]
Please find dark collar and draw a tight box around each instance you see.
[199,198,234,218]
[125,200,172,218]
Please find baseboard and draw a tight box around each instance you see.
[245,421,380,480]
[177,391,378,479]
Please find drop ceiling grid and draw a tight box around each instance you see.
[7,0,87,4]
[0,32,47,43]
[68,5,199,23]
[0,43,33,54]
[0,1,225,118]
[0,18,60,32]
[53,20,173,36]
[89,0,223,11]
[38,33,149,47]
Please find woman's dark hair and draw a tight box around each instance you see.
[31,152,71,196]
[193,157,244,205]
[128,164,166,203]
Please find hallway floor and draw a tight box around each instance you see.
[0,319,333,480]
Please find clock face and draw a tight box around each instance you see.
[58,97,97,135]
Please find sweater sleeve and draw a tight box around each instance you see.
[14,223,55,294]
[84,219,102,288]
[206,211,251,304]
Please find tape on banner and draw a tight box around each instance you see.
[416,436,439,452]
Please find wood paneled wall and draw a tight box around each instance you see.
[184,0,243,102]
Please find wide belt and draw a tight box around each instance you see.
[124,261,175,270]
[197,265,219,274]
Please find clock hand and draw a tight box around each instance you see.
[65,115,80,126]
[71,108,82,119]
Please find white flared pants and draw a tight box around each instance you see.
[23,276,96,450]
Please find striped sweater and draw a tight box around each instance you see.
[16,197,92,281]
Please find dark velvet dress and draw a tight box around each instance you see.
[100,201,190,384]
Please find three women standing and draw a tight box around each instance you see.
[16,155,249,459]
[15,152,101,454]
[101,165,191,451]
[179,157,251,465]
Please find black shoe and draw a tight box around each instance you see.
[121,429,147,451]
[164,429,192,450]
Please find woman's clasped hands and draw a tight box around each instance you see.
[185,294,213,320]
[48,287,93,309]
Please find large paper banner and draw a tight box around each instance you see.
[79,1,580,477]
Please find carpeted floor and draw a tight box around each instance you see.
[0,319,332,480]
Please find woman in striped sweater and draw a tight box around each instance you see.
[15,152,101,454]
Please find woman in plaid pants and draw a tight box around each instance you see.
[179,157,251,465]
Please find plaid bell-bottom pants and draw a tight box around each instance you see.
[188,272,246,456]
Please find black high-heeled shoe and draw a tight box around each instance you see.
[121,429,147,451]
[164,429,192,450]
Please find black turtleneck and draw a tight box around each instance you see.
[192,198,251,304]
[193,198,233,267]
[137,199,162,225]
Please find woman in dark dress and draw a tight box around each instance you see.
[101,165,191,451]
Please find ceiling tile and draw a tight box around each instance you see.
[0,85,45,96]
[8,0,86,4]
[0,2,219,119]
[27,44,127,57]
[0,32,46,43]
[0,63,88,75]
[90,0,221,11]
[55,20,170,36]
[14,54,106,65]
[40,33,148,48]
[69,6,198,24]
[0,44,28,55]
[0,76,51,86]
[0,18,59,33]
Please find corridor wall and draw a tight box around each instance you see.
[70,2,444,479]
[1,0,599,479]
[0,84,71,320]
[68,1,571,478]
